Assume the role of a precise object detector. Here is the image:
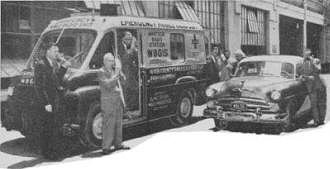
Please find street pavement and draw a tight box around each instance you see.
[0,74,329,168]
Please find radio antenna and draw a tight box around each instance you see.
[55,28,65,45]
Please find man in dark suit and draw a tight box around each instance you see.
[117,31,139,111]
[297,48,322,127]
[34,45,70,160]
[207,47,221,83]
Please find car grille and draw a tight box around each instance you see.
[215,97,271,113]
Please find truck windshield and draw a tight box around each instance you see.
[27,29,97,69]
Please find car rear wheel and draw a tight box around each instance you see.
[169,91,193,127]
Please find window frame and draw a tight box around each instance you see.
[141,29,207,68]
[88,30,116,69]
[170,32,186,62]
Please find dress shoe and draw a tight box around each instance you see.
[115,145,130,150]
[102,149,114,155]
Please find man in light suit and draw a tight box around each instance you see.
[99,53,130,155]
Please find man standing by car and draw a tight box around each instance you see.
[232,49,246,74]
[297,48,323,127]
[34,44,70,160]
[207,47,221,82]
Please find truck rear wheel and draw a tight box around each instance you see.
[169,91,193,127]
[82,102,102,149]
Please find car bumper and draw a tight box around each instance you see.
[203,108,285,124]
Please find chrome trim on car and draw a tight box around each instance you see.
[284,95,295,100]
[217,97,267,104]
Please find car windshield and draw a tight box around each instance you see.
[26,29,97,69]
[235,61,294,79]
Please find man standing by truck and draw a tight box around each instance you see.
[34,44,70,160]
[118,31,139,111]
[99,53,130,155]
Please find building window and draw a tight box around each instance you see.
[19,6,31,31]
[247,10,259,33]
[1,4,19,33]
[194,0,224,47]
[158,1,181,19]
[170,33,185,61]
[241,6,267,55]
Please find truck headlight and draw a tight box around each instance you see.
[7,87,14,96]
[271,90,281,101]
[206,88,216,97]
[207,100,216,109]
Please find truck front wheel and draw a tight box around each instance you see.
[82,102,102,149]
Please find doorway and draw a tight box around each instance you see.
[307,22,322,59]
[279,15,303,56]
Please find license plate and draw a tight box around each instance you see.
[226,113,254,121]
[231,101,246,111]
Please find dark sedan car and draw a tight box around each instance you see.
[203,55,326,133]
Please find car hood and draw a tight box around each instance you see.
[209,76,298,99]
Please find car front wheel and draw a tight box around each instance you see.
[213,119,228,131]
[281,100,296,132]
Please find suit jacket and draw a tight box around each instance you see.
[296,59,321,92]
[98,67,125,108]
[34,57,67,107]
[207,55,220,82]
[117,43,139,86]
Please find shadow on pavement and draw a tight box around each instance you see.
[7,158,47,169]
[208,121,328,135]
[0,136,83,168]
[0,137,49,168]
[0,137,40,158]
[1,117,206,168]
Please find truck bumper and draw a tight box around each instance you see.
[62,123,81,137]
[203,108,285,124]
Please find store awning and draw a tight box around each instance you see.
[84,0,145,17]
[175,1,199,22]
[247,10,259,33]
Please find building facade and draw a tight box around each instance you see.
[142,0,328,65]
[1,1,87,60]
[1,0,329,69]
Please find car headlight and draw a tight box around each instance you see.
[271,90,281,101]
[206,88,216,97]
[7,87,14,96]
